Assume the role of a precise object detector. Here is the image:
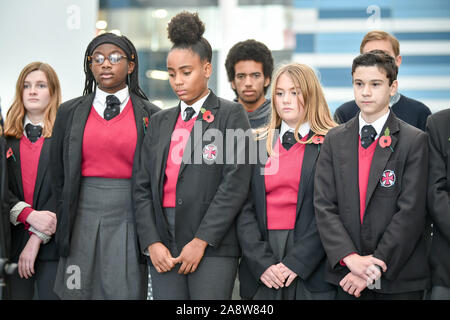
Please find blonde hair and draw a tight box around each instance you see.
[360,30,400,57]
[256,63,336,156]
[4,62,61,139]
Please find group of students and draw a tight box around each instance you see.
[0,11,448,301]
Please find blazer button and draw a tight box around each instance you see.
[177,198,183,205]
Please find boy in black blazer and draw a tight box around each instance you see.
[426,108,450,299]
[315,51,429,299]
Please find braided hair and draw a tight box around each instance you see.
[83,32,148,99]
[167,11,212,63]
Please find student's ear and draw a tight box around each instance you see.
[231,80,236,90]
[395,55,402,67]
[390,79,399,96]
[264,76,271,88]
[203,61,212,79]
[128,61,135,75]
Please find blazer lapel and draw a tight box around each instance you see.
[68,94,94,185]
[10,139,24,199]
[178,91,220,177]
[364,112,399,208]
[296,131,319,216]
[339,118,362,238]
[33,138,51,206]
[156,107,179,200]
[130,94,146,164]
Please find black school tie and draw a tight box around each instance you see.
[184,107,196,121]
[104,95,121,121]
[282,131,299,151]
[25,123,42,143]
[361,125,377,149]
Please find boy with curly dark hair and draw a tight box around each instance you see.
[225,39,274,128]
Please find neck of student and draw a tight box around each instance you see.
[26,111,45,125]
[360,106,389,124]
[240,96,266,113]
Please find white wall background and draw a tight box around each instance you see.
[0,0,98,119]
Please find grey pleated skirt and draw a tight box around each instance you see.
[54,177,147,300]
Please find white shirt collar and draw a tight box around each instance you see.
[23,115,44,138]
[93,85,130,117]
[180,91,210,120]
[279,121,311,143]
[358,109,390,140]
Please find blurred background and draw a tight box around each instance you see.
[1,0,449,117]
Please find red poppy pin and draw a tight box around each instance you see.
[6,147,16,162]
[311,135,324,144]
[379,127,394,152]
[200,108,214,123]
[143,117,149,133]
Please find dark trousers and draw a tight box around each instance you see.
[8,260,59,300]
[150,208,238,300]
[336,287,424,300]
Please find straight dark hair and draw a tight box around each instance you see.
[83,32,148,99]
[352,50,398,85]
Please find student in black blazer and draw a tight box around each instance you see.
[237,63,337,300]
[315,51,429,299]
[134,12,251,300]
[50,33,160,299]
[426,108,450,300]
[3,62,61,299]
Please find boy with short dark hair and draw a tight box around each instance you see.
[314,51,430,299]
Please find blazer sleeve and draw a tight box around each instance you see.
[237,174,277,281]
[314,131,357,269]
[50,104,69,230]
[133,118,162,253]
[194,104,252,246]
[426,116,450,242]
[373,131,428,281]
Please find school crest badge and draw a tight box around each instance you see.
[380,169,396,188]
[202,143,217,162]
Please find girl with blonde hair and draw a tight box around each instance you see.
[237,62,337,300]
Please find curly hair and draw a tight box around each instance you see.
[167,11,212,63]
[225,39,274,94]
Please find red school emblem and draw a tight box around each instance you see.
[380,169,396,188]
[202,144,217,161]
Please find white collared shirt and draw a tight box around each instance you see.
[279,121,311,143]
[93,86,130,119]
[23,115,44,138]
[180,91,210,121]
[358,109,391,140]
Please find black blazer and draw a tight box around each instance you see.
[6,137,58,261]
[50,92,160,258]
[134,91,252,259]
[315,111,430,294]
[426,109,450,288]
[0,136,10,259]
[237,131,335,299]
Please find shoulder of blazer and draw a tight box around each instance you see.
[130,94,161,116]
[57,94,94,118]
[428,108,450,127]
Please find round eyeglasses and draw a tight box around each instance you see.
[89,53,132,65]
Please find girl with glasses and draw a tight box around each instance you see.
[51,32,160,299]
